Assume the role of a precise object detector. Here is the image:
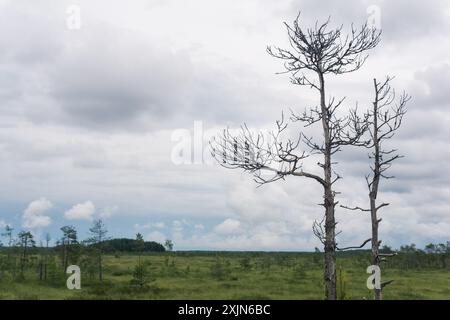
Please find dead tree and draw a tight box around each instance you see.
[343,77,409,299]
[211,14,380,300]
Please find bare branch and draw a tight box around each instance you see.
[376,203,390,211]
[210,114,322,186]
[337,238,371,251]
[340,205,370,212]
[378,252,398,258]
[381,280,394,289]
[267,13,381,76]
[313,216,327,245]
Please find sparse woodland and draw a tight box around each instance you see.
[0,231,448,299]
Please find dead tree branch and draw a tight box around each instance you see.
[337,238,371,251]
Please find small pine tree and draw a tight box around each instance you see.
[131,261,149,287]
[131,233,153,287]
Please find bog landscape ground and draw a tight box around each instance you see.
[0,251,448,300]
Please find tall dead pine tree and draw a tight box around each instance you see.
[343,77,409,299]
[366,77,409,299]
[211,14,380,300]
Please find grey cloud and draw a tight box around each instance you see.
[413,64,450,110]
[47,36,289,131]
[0,66,22,102]
[44,23,194,130]
[398,110,450,140]
[377,0,449,41]
[0,1,312,133]
[286,0,449,42]
[0,0,449,250]
[0,3,63,65]
[4,26,285,131]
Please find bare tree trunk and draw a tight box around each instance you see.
[63,243,68,271]
[320,73,337,300]
[39,261,43,281]
[22,238,27,274]
[370,196,382,300]
[44,239,49,281]
[370,79,382,300]
[99,253,103,281]
[324,190,337,300]
[371,79,380,299]
[371,85,381,299]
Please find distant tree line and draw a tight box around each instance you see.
[379,243,450,270]
[91,238,165,253]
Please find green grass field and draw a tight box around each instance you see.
[0,251,449,300]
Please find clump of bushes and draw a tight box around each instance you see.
[210,258,231,280]
[131,260,154,287]
[239,257,252,270]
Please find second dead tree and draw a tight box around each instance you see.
[343,76,409,299]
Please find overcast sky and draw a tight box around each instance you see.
[0,0,449,250]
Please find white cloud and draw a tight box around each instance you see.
[134,221,165,230]
[0,220,7,228]
[64,201,95,221]
[22,197,53,228]
[24,197,53,216]
[146,231,166,243]
[152,222,165,229]
[99,205,118,219]
[172,219,190,241]
[173,220,320,251]
[213,218,242,235]
[173,219,188,229]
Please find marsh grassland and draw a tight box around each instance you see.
[0,251,449,300]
